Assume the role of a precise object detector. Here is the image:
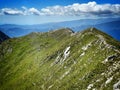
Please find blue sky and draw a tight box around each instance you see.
[0,0,120,25]
[0,0,119,9]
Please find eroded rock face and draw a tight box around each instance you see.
[63,46,70,60]
[113,80,120,90]
[107,55,117,60]
[103,54,117,63]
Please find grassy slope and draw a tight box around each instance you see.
[0,28,120,90]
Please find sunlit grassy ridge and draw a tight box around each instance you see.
[0,28,120,90]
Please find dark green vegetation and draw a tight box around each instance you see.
[0,28,120,90]
[0,31,10,44]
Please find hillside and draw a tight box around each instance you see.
[0,31,10,44]
[0,28,120,90]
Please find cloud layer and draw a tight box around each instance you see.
[0,1,120,17]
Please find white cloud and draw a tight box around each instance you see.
[21,6,28,15]
[1,8,24,15]
[28,8,41,15]
[0,1,120,18]
[40,1,120,16]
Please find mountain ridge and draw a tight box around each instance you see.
[0,27,120,90]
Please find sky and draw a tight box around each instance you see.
[0,0,120,25]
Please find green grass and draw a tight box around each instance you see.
[0,28,120,90]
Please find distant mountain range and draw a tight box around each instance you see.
[93,21,120,41]
[0,18,120,41]
[0,28,120,90]
[72,20,120,41]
